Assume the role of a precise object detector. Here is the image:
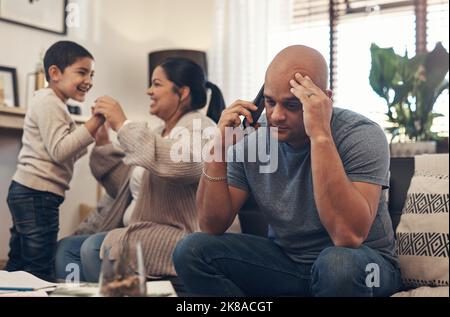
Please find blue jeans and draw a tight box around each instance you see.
[6,181,64,282]
[55,232,107,282]
[173,232,403,297]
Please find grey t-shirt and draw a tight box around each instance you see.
[227,107,397,265]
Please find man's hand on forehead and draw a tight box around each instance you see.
[289,73,322,99]
[289,72,333,139]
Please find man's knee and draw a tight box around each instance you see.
[173,232,210,263]
[311,246,368,295]
[173,232,211,268]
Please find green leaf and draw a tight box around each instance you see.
[423,42,450,92]
[369,41,449,141]
[369,43,399,100]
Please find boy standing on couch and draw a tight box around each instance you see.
[5,41,104,281]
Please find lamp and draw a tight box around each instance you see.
[148,49,207,86]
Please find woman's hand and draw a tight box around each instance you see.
[93,96,127,132]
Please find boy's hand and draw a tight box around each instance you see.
[85,114,105,138]
[95,121,111,146]
[93,96,127,131]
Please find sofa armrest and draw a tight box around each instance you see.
[389,157,414,231]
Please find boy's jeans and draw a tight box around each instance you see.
[6,181,64,282]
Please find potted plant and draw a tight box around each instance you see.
[369,42,449,157]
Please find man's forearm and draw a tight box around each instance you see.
[310,136,372,247]
[197,160,235,234]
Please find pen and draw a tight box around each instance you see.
[0,287,34,292]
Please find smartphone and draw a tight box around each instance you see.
[242,85,265,128]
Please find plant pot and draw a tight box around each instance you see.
[390,141,437,157]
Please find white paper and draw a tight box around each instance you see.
[0,270,57,291]
[146,280,177,297]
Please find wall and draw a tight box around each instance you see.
[0,0,214,260]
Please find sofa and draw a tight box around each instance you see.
[237,154,449,297]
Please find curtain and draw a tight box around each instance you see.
[209,0,290,104]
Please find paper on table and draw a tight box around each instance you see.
[50,283,100,297]
[146,280,177,297]
[0,270,57,291]
[0,289,50,297]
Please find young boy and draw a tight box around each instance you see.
[5,41,104,281]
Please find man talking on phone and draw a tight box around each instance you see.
[173,45,403,297]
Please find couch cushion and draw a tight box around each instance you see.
[395,154,449,289]
[391,286,449,297]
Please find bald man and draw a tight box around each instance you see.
[173,45,402,297]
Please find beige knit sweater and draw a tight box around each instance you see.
[13,88,94,196]
[90,110,216,277]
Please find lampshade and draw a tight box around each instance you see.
[148,49,207,86]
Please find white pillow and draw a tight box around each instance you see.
[395,154,449,289]
[391,286,449,297]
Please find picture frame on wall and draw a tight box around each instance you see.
[0,0,68,35]
[0,66,19,108]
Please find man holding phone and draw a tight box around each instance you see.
[173,45,402,297]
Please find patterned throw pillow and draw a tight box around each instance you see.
[395,154,449,289]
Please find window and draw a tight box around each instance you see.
[288,0,449,135]
[334,9,415,125]
[427,0,449,136]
